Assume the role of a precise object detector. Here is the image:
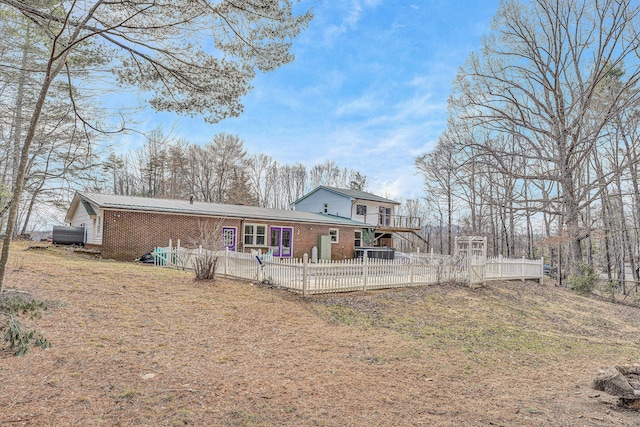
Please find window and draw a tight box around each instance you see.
[379,206,391,226]
[329,228,339,243]
[354,230,362,247]
[356,204,367,216]
[323,203,328,214]
[97,215,102,235]
[244,224,266,246]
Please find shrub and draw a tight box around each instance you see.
[602,280,618,303]
[568,263,598,296]
[193,250,219,281]
[190,221,223,281]
[0,292,50,356]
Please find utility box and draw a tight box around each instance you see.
[52,226,85,245]
[317,235,331,260]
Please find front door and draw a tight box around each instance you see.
[270,227,293,257]
[222,227,237,251]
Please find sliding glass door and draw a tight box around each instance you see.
[270,227,293,257]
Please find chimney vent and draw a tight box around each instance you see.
[189,195,194,205]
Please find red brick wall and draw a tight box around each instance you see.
[101,210,357,260]
[101,210,242,259]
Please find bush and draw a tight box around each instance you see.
[568,263,599,296]
[190,221,223,281]
[0,292,50,356]
[602,280,618,303]
[193,251,219,281]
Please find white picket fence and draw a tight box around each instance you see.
[152,243,543,295]
[485,255,545,282]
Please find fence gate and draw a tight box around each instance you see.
[455,236,487,286]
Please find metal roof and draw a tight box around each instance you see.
[293,186,400,205]
[76,192,369,227]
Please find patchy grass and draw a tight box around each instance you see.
[1,241,640,426]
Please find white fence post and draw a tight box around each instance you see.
[499,254,503,280]
[540,257,544,285]
[303,253,309,297]
[521,256,525,282]
[467,236,472,285]
[409,260,414,286]
[362,252,368,291]
[482,236,488,286]
[224,247,229,278]
[176,239,181,269]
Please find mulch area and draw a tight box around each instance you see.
[1,243,639,426]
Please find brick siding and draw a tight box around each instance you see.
[101,210,357,260]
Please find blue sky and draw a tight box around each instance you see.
[118,0,501,200]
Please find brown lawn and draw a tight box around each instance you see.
[1,242,639,426]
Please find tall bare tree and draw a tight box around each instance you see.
[446,0,640,270]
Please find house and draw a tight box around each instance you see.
[65,192,369,260]
[292,186,421,248]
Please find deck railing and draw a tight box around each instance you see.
[363,214,421,229]
[152,242,543,295]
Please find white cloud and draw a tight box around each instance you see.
[335,93,380,116]
[372,172,424,200]
[321,0,381,45]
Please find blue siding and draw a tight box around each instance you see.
[294,188,353,219]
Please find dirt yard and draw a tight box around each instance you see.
[1,242,640,426]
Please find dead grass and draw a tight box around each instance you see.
[1,242,640,426]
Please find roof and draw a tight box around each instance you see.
[68,192,369,227]
[293,186,400,205]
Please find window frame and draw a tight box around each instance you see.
[244,223,267,246]
[354,230,362,247]
[329,228,339,244]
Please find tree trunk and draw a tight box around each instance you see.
[0,39,69,291]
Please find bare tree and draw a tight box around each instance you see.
[445,0,640,271]
[246,153,279,208]
[349,171,368,191]
[211,134,246,203]
[416,135,459,255]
